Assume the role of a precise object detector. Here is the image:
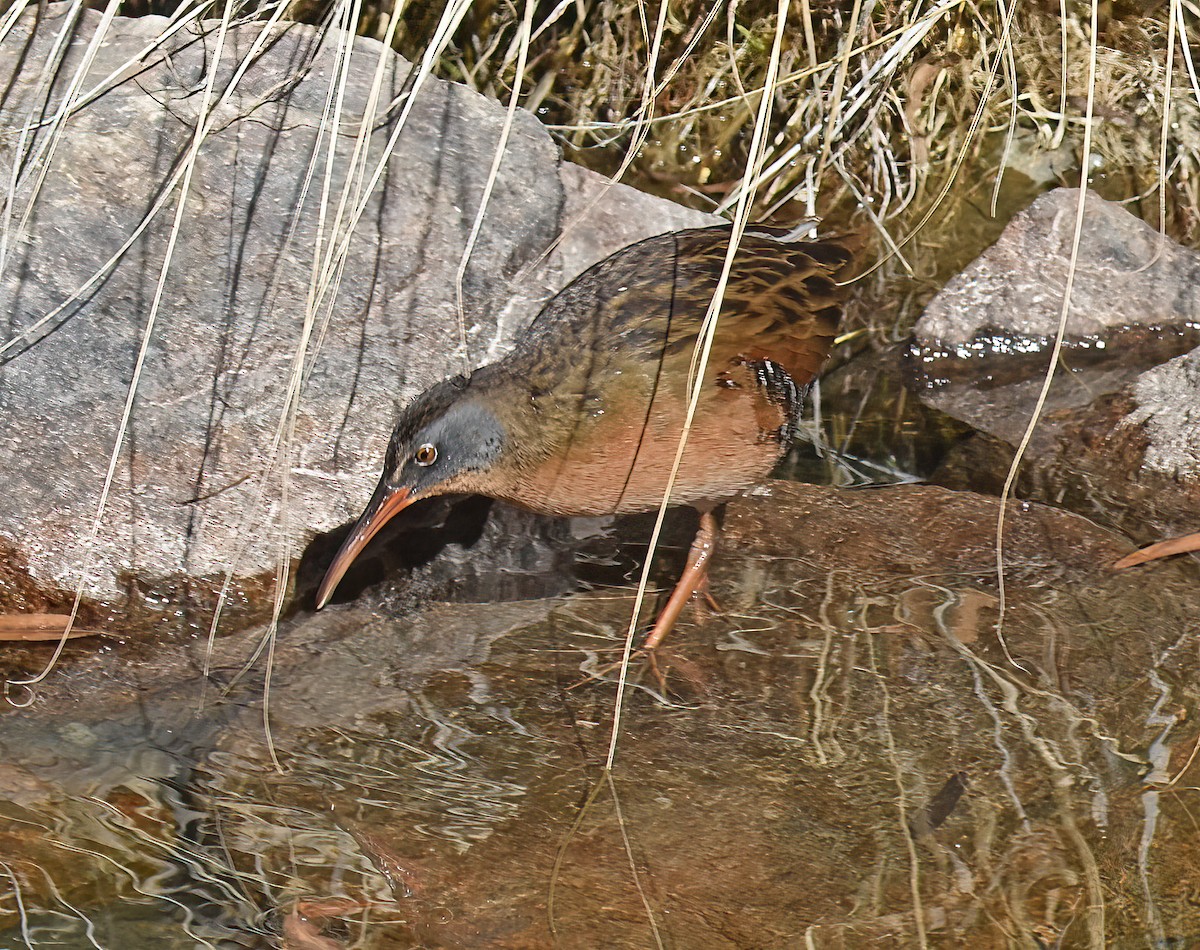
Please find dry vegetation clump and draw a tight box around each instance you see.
[329,0,1192,338]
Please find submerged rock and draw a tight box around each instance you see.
[0,5,714,630]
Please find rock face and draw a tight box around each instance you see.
[1121,349,1200,480]
[0,5,714,626]
[912,189,1200,444]
[916,187,1200,348]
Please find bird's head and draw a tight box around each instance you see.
[315,377,507,608]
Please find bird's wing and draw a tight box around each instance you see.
[670,226,851,384]
[512,225,855,398]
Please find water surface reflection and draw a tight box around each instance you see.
[3,481,1197,947]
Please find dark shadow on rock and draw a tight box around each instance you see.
[573,506,703,594]
[296,494,493,608]
[300,497,737,623]
[798,342,977,487]
[298,494,590,612]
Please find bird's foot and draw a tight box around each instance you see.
[645,647,710,700]
[569,646,658,692]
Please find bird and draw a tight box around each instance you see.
[315,224,856,650]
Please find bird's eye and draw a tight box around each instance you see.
[414,443,438,467]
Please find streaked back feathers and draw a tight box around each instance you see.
[510,224,854,397]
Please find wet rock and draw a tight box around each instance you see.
[0,761,60,808]
[725,480,1134,577]
[910,187,1200,544]
[5,480,1200,943]
[1010,357,1200,546]
[911,188,1200,442]
[0,5,715,629]
[1,481,1181,946]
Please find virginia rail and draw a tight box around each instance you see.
[316,224,855,648]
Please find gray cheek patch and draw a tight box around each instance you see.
[426,403,507,475]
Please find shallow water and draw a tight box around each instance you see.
[5,0,1200,941]
[3,434,1200,948]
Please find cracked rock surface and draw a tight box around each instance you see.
[0,5,714,626]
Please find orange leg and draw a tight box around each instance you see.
[643,510,719,652]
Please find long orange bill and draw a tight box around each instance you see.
[315,484,416,609]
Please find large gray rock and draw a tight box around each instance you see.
[912,189,1200,542]
[917,187,1200,348]
[0,6,714,626]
